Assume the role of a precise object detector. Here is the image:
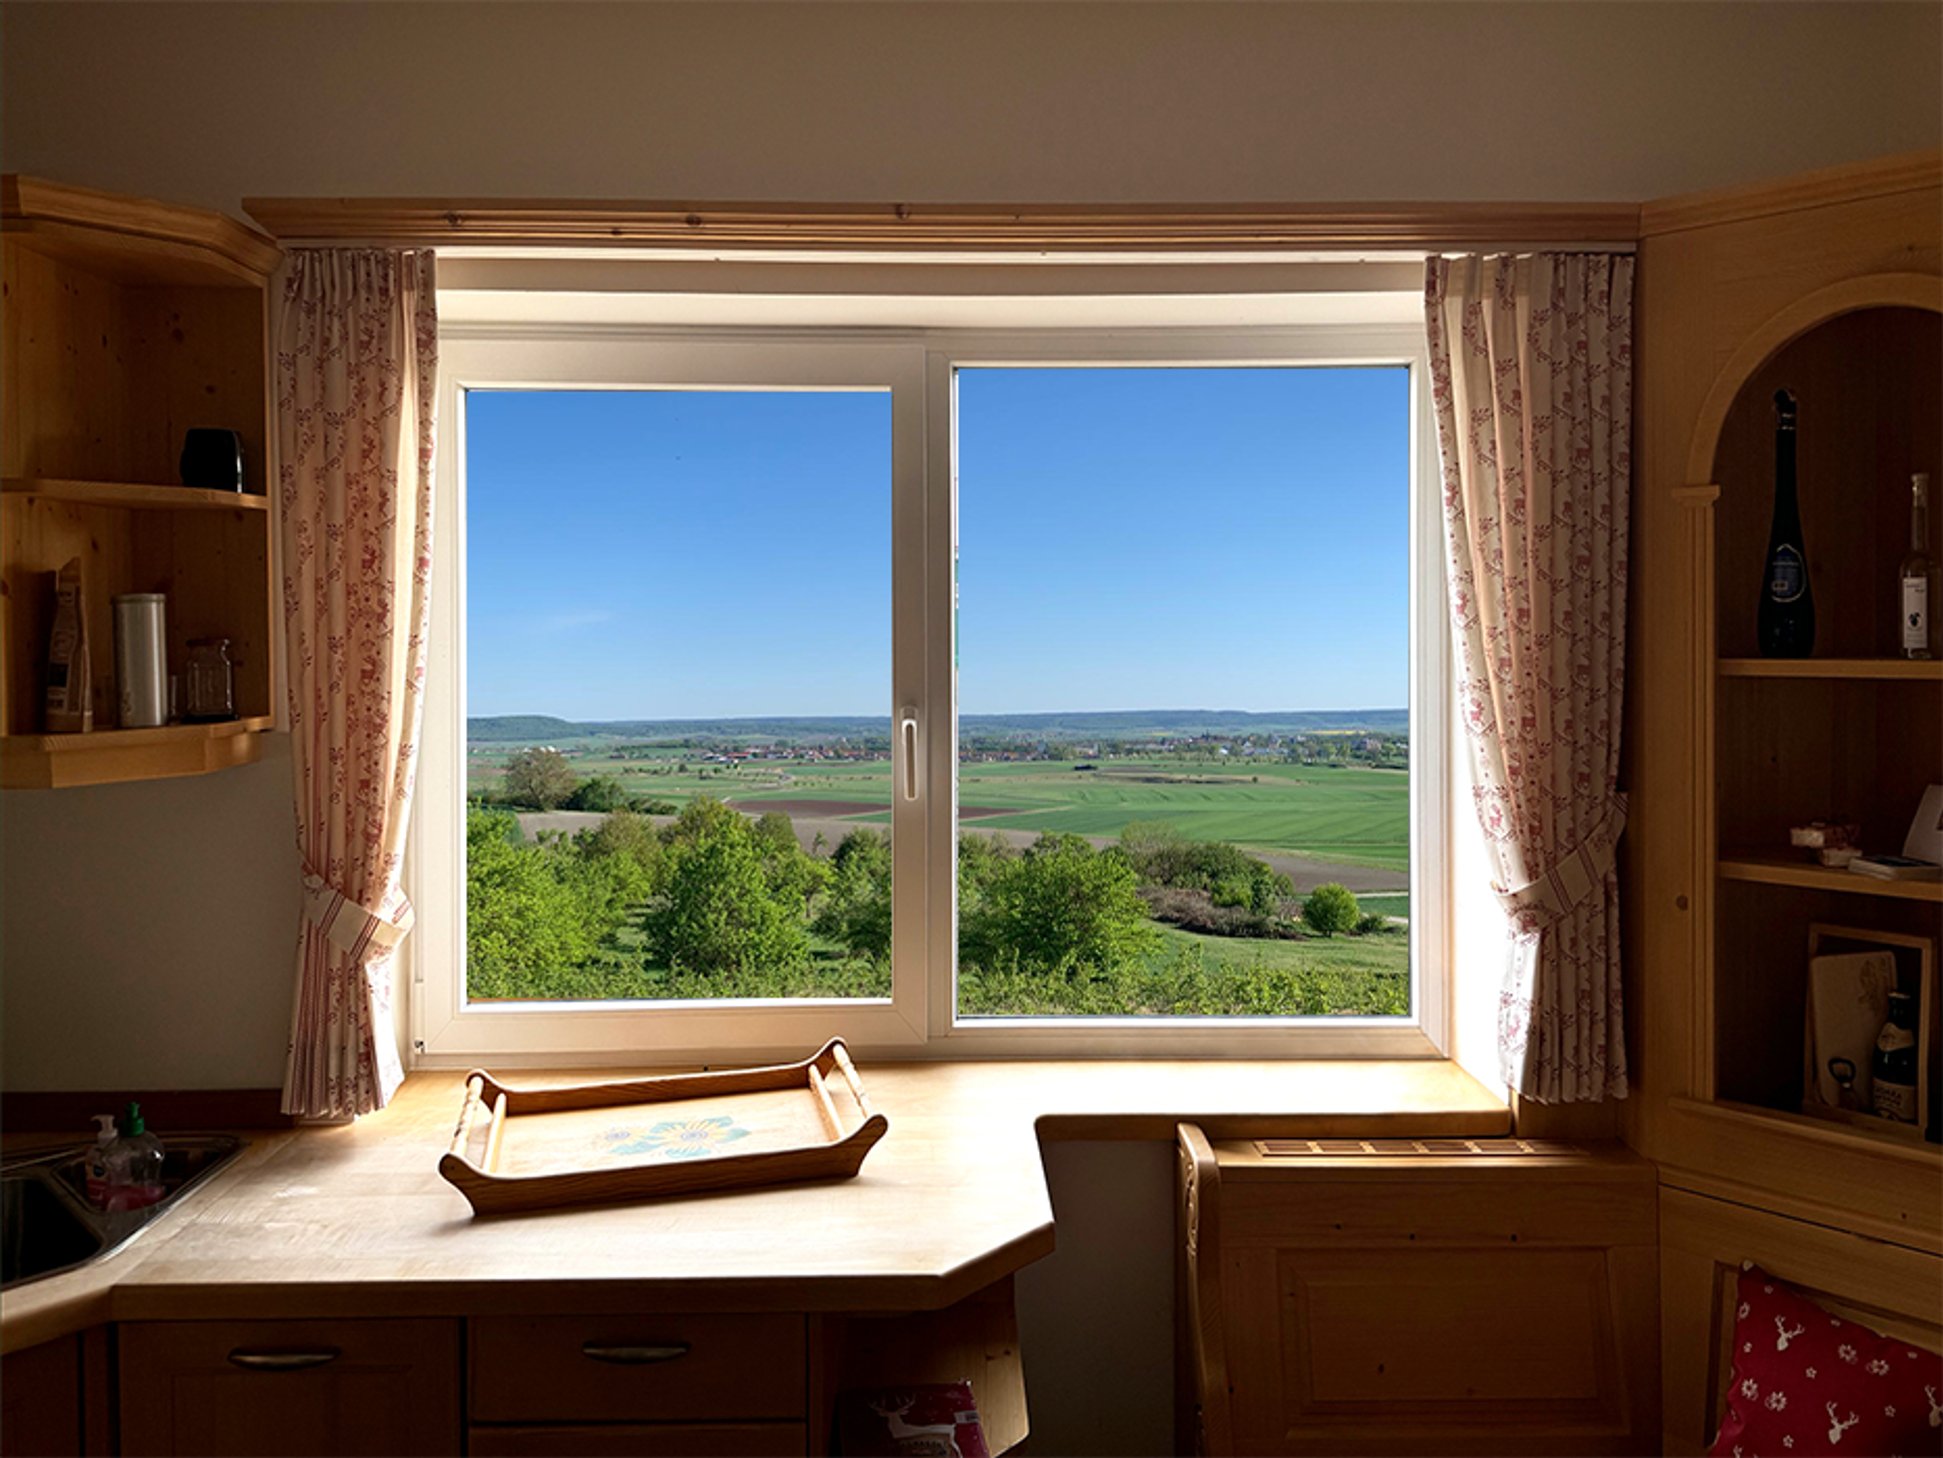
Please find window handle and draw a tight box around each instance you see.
[227,1348,341,1372]
[581,1341,691,1365]
[900,708,920,802]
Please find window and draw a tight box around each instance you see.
[414,309,1446,1063]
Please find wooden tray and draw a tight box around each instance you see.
[438,1039,890,1215]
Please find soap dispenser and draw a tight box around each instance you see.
[84,1114,117,1209]
[104,1101,165,1211]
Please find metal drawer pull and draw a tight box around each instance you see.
[226,1348,341,1372]
[581,1341,691,1365]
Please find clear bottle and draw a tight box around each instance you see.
[183,637,235,721]
[1871,991,1919,1124]
[104,1101,166,1211]
[1902,473,1934,659]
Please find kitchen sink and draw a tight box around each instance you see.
[0,1134,245,1290]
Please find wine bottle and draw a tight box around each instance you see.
[1871,990,1919,1124]
[1758,390,1815,657]
[1903,471,1933,659]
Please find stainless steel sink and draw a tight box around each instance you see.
[0,1134,245,1290]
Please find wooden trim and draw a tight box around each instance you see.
[2,478,271,512]
[0,1087,294,1131]
[1640,148,1943,237]
[1682,273,1943,484]
[241,197,1641,252]
[3,174,280,281]
[1717,656,1943,681]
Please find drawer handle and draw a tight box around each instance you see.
[226,1348,341,1372]
[581,1341,691,1365]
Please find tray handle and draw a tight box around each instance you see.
[448,1073,509,1171]
[828,1041,875,1120]
[807,1065,843,1140]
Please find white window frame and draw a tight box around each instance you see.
[412,319,1448,1067]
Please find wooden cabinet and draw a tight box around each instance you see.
[1628,149,1943,1451]
[1,1334,82,1457]
[1176,1127,1659,1456]
[118,1318,462,1457]
[468,1423,807,1456]
[1,175,279,789]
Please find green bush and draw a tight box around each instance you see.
[644,799,814,976]
[1301,882,1361,937]
[961,832,1156,978]
[564,775,627,812]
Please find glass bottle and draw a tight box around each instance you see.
[1758,390,1815,657]
[1871,990,1919,1124]
[183,638,235,722]
[1903,472,1934,659]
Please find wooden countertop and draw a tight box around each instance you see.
[2,1057,1505,1353]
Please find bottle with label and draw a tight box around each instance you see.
[1903,472,1933,659]
[1758,390,1815,657]
[1871,990,1919,1124]
[83,1114,117,1209]
[103,1101,166,1211]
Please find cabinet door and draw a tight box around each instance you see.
[1,1335,82,1457]
[119,1318,461,1457]
[469,1424,806,1457]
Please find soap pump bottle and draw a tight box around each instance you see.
[104,1101,165,1211]
[84,1114,117,1209]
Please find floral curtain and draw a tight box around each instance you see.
[1424,253,1634,1104]
[276,250,438,1119]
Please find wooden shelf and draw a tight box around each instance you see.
[2,478,269,512]
[1700,1098,1940,1161]
[3,174,279,288]
[1,717,274,790]
[1717,851,1943,902]
[1718,656,1943,681]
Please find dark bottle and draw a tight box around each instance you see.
[1758,390,1815,657]
[1871,990,1918,1124]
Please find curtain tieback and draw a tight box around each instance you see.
[1493,794,1627,931]
[301,870,415,964]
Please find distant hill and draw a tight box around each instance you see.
[468,708,1408,745]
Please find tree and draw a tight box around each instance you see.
[502,747,577,809]
[813,828,893,963]
[465,810,605,996]
[644,797,811,975]
[1302,882,1360,937]
[565,774,627,812]
[962,832,1156,978]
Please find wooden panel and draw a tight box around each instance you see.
[1,1335,82,1457]
[1188,1143,1658,1456]
[120,1318,460,1457]
[810,1277,1027,1458]
[79,1325,112,1458]
[1659,1187,1943,1456]
[243,196,1641,252]
[5,175,280,285]
[1,244,133,484]
[469,1314,804,1423]
[122,287,267,494]
[469,1425,806,1457]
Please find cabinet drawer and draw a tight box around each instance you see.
[469,1314,805,1422]
[469,1423,805,1457]
[119,1318,461,1457]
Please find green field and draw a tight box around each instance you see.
[470,748,1408,873]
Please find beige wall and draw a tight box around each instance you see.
[3,0,1938,1092]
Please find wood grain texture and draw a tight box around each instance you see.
[0,1334,82,1458]
[1624,154,1943,1258]
[1188,1139,1657,1456]
[2,1058,1505,1353]
[242,196,1641,251]
[118,1318,461,1457]
[468,1425,806,1457]
[1176,1124,1233,1458]
[470,1313,804,1423]
[4,175,279,286]
[1659,1187,1943,1456]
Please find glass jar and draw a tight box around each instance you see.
[183,638,235,722]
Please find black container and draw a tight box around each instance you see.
[178,429,244,492]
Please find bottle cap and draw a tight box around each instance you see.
[123,1100,146,1136]
[93,1114,117,1142]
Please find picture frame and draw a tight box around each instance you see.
[1801,923,1937,1144]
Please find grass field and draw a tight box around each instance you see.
[471,748,1408,872]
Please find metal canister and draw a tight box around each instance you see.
[113,593,168,728]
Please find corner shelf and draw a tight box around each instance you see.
[2,478,269,512]
[1,717,275,790]
[1718,657,1943,681]
[1717,852,1943,903]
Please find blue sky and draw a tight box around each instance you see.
[465,367,1408,720]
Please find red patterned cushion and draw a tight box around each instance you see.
[1709,1264,1943,1456]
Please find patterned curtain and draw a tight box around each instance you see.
[276,250,438,1119]
[1424,254,1633,1104]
